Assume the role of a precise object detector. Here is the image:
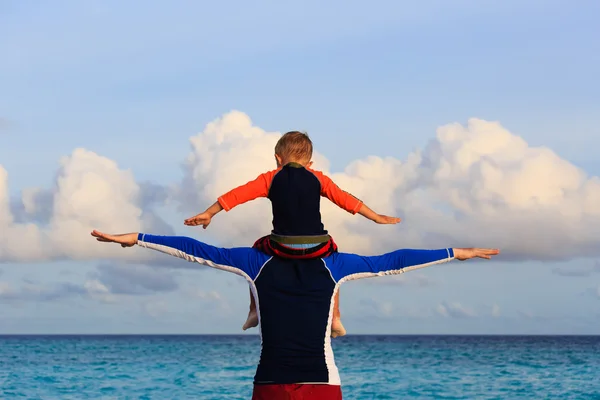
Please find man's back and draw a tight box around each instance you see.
[254,257,339,384]
[132,233,464,392]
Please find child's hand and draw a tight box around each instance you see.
[374,214,401,224]
[184,212,213,229]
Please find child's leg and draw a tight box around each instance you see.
[333,290,341,319]
[331,289,346,338]
[243,234,274,331]
[242,287,259,331]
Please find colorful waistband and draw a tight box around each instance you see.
[269,233,331,245]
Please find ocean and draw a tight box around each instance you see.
[1,335,599,399]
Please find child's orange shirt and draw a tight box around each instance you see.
[217,163,362,244]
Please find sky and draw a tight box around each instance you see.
[1,0,599,334]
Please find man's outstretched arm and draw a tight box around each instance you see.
[91,230,270,281]
[325,247,499,283]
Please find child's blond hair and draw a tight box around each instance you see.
[274,131,313,163]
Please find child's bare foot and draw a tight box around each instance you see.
[91,230,138,247]
[453,248,500,260]
[331,318,346,338]
[242,309,258,331]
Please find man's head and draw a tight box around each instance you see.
[274,131,313,167]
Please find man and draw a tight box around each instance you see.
[92,230,499,400]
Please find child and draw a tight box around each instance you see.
[184,131,400,337]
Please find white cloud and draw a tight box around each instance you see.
[143,300,168,318]
[193,290,222,301]
[363,273,435,287]
[357,297,419,319]
[553,261,600,277]
[0,149,166,262]
[188,289,231,313]
[0,167,12,225]
[359,298,402,318]
[176,111,285,246]
[91,263,179,295]
[83,279,118,304]
[436,302,476,318]
[436,304,449,318]
[518,310,535,319]
[0,281,15,296]
[0,118,10,133]
[2,111,600,263]
[0,279,115,303]
[49,149,143,258]
[492,304,501,318]
[0,268,175,305]
[178,112,600,259]
[379,301,394,317]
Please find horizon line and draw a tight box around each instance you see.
[1,333,599,337]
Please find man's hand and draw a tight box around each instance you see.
[374,214,401,224]
[453,248,500,260]
[184,212,213,229]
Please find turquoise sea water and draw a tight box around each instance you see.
[1,335,599,399]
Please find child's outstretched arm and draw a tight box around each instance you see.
[184,201,223,228]
[356,203,401,224]
[184,170,276,228]
[313,170,401,225]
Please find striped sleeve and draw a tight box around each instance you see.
[324,248,455,283]
[310,170,363,214]
[217,170,278,211]
[136,234,270,281]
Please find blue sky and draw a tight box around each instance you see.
[1,0,599,334]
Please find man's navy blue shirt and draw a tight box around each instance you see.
[138,233,455,385]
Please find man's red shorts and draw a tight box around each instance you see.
[252,384,342,400]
